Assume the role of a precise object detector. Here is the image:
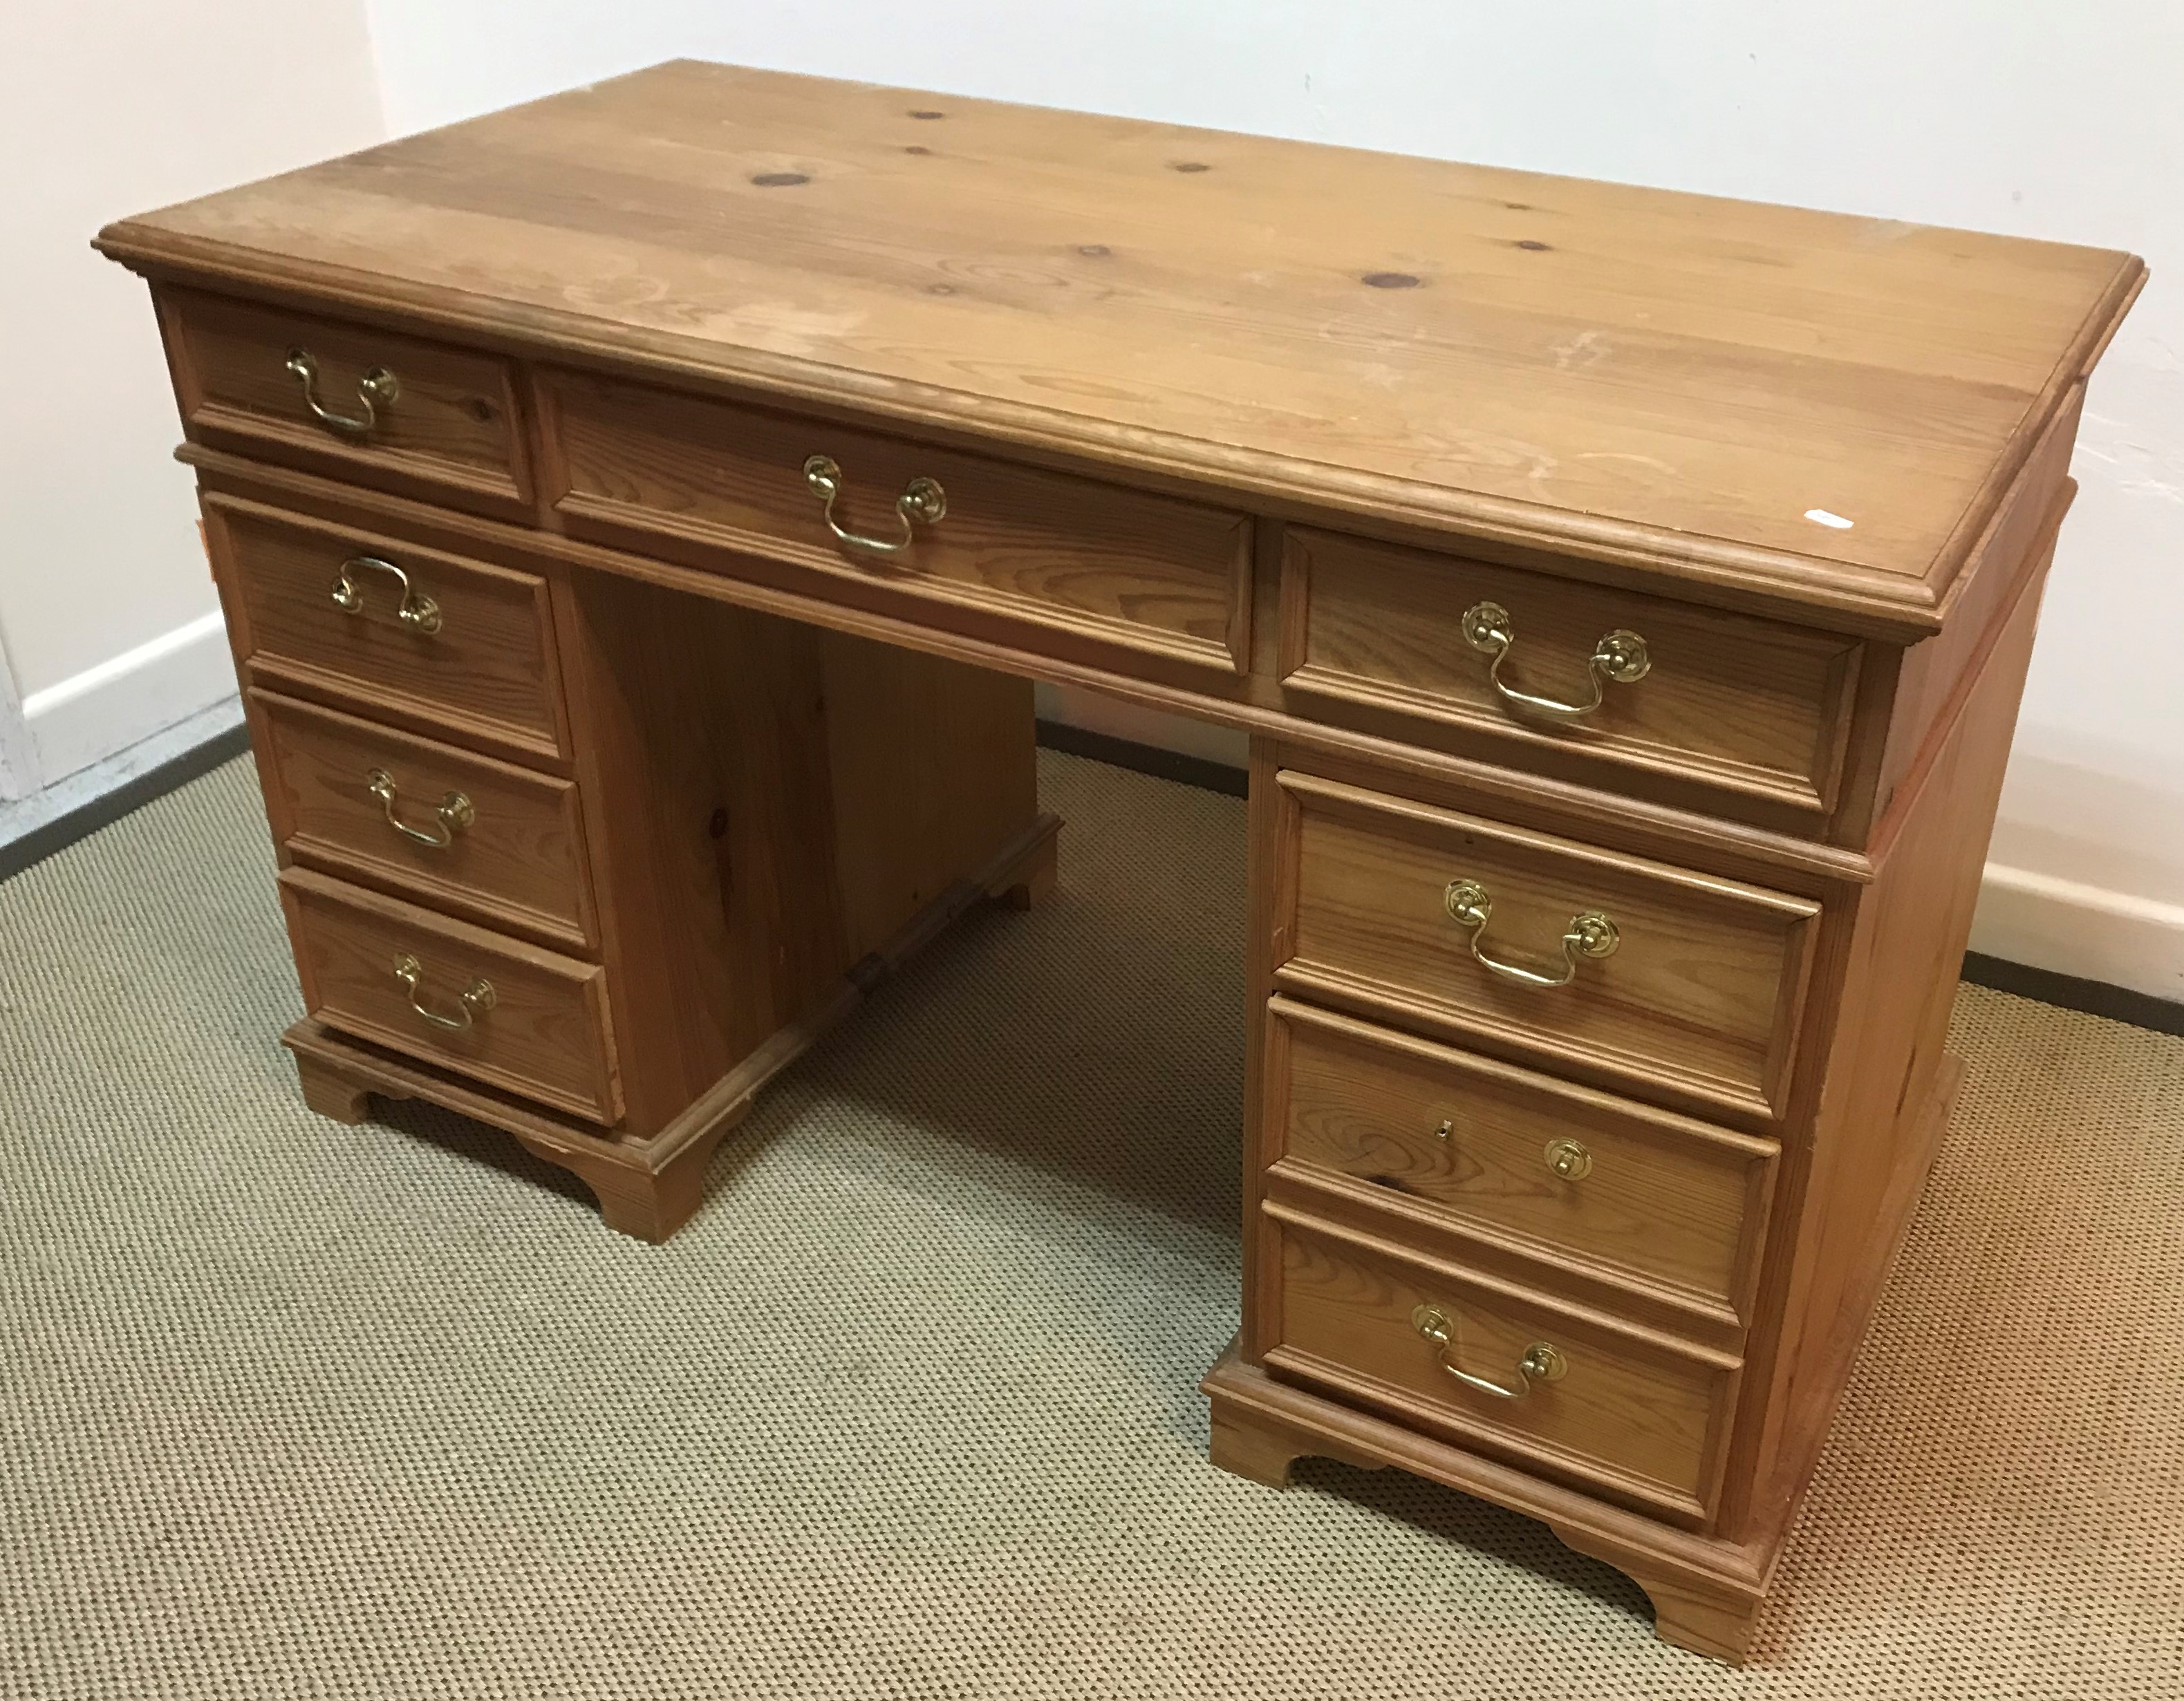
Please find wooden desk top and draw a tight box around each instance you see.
[100,59,2141,630]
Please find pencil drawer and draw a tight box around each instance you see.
[1264,1214,1739,1520]
[251,690,596,952]
[162,288,530,516]
[542,370,1253,678]
[1269,768,1820,1124]
[1264,997,1777,1316]
[1278,526,1863,825]
[278,867,620,1125]
[206,494,568,762]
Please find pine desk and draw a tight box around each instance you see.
[98,62,2142,1661]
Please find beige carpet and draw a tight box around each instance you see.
[1,750,2179,1699]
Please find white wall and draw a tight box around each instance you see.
[0,0,384,796]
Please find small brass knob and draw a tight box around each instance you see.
[1444,877,1493,931]
[1545,1138,1593,1181]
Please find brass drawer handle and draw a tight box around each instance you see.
[392,953,495,1031]
[330,555,441,634]
[1444,878,1619,988]
[802,454,946,554]
[286,346,399,438]
[1411,1304,1567,1400]
[367,769,475,849]
[1461,600,1649,721]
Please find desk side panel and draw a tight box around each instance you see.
[552,570,850,1136]
[1719,491,2063,1547]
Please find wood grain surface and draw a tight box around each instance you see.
[816,632,1040,960]
[161,286,530,516]
[1265,997,1776,1313]
[1730,501,2064,1548]
[1269,1218,1736,1516]
[1280,525,1861,814]
[1271,769,1820,1122]
[250,688,595,951]
[97,61,2142,630]
[544,370,1253,675]
[278,865,620,1124]
[207,494,568,760]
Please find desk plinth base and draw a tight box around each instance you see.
[286,811,1061,1242]
[1201,1344,1773,1663]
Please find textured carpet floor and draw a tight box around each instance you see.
[2,750,2180,1698]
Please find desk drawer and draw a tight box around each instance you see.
[252,690,595,952]
[1267,1216,1737,1518]
[207,496,568,762]
[1271,770,1819,1122]
[1280,528,1863,821]
[1265,997,1776,1315]
[162,290,530,516]
[544,371,1252,676]
[279,868,619,1125]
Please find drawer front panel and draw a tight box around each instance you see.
[1273,771,1819,1122]
[208,496,566,760]
[1280,527,1861,818]
[1267,998,1775,1314]
[279,869,619,1124]
[545,371,1252,675]
[165,289,528,514]
[253,690,594,951]
[1269,1218,1735,1516]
